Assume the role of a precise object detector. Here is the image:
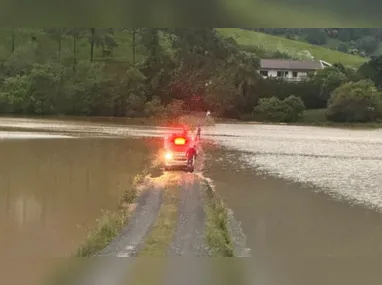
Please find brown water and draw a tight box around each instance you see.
[204,144,382,284]
[0,120,156,284]
[2,117,382,285]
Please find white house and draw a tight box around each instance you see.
[259,59,332,82]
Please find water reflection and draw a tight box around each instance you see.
[0,138,152,260]
[204,145,382,284]
[11,194,44,228]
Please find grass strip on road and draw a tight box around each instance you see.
[138,185,180,256]
[203,180,234,257]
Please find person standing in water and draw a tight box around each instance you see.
[196,124,201,140]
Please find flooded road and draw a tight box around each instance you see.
[2,118,382,284]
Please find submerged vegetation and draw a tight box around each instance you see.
[203,180,234,257]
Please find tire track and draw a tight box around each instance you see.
[167,145,209,257]
[98,184,163,257]
[69,183,162,285]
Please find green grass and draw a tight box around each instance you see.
[138,186,179,257]
[217,28,367,68]
[296,109,382,129]
[203,180,234,257]
[220,0,379,28]
[324,38,342,50]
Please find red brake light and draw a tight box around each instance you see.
[174,137,186,145]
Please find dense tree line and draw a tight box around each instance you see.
[251,58,382,123]
[0,28,381,123]
[249,29,382,57]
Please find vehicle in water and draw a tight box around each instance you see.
[163,130,198,172]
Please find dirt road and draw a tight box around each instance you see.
[97,147,210,258]
[63,146,245,285]
[167,173,208,257]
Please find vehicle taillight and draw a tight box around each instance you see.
[174,137,186,145]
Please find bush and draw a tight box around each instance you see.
[326,79,382,122]
[253,97,285,122]
[300,109,327,123]
[143,96,166,118]
[282,95,306,122]
[165,99,184,118]
[253,95,305,122]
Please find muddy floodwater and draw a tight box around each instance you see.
[204,124,382,284]
[0,119,156,285]
[1,118,382,285]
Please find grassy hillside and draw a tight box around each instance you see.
[0,28,368,68]
[217,28,367,67]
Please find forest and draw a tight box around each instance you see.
[0,28,381,124]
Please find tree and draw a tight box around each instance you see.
[44,28,67,54]
[337,42,349,53]
[357,55,382,89]
[312,66,348,104]
[326,79,382,122]
[356,36,379,54]
[205,75,240,117]
[129,28,140,66]
[90,28,95,61]
[305,29,327,45]
[115,67,147,117]
[11,28,15,53]
[97,29,118,56]
[224,51,260,113]
[282,95,306,122]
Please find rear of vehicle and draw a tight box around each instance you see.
[163,135,197,172]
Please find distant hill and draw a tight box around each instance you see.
[217,28,367,67]
[0,28,369,69]
[246,28,382,58]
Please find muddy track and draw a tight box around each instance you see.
[98,184,163,257]
[66,145,247,284]
[70,185,162,285]
[167,173,209,256]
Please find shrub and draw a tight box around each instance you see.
[282,95,306,122]
[253,95,305,122]
[326,79,382,122]
[143,96,166,118]
[253,97,285,122]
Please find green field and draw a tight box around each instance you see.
[217,28,367,67]
[221,0,379,28]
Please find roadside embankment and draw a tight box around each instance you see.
[202,178,234,257]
